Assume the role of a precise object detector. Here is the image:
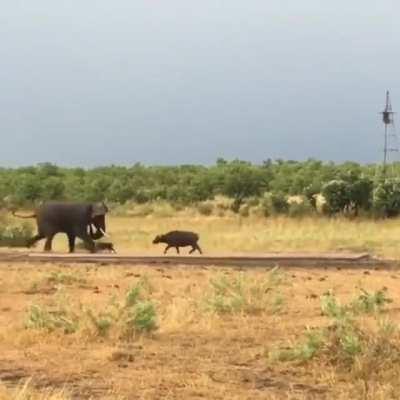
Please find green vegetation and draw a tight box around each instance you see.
[0,159,399,218]
[203,267,285,315]
[25,279,158,340]
[268,288,397,370]
[25,296,80,334]
[0,219,33,247]
[86,279,157,340]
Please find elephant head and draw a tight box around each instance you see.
[89,202,108,240]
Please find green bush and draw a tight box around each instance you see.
[25,278,158,340]
[203,267,285,315]
[0,160,397,220]
[373,178,400,217]
[261,193,289,216]
[0,222,33,247]
[197,202,213,216]
[26,304,79,334]
[288,201,314,217]
[238,204,250,217]
[322,175,373,216]
[269,289,396,369]
[86,279,157,340]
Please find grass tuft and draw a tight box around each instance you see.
[203,267,285,315]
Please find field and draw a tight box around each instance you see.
[0,262,400,399]
[1,215,400,399]
[40,213,400,259]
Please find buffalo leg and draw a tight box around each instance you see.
[175,247,180,254]
[164,245,171,254]
[44,234,55,252]
[189,244,202,254]
[67,233,76,253]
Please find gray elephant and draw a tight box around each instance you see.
[13,201,109,253]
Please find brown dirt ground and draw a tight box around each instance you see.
[0,262,399,399]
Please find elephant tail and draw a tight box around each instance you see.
[12,210,36,219]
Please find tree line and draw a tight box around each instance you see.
[1,159,400,217]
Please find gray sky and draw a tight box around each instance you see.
[0,1,399,166]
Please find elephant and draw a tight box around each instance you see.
[12,201,109,253]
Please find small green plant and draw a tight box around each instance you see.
[86,279,158,340]
[268,289,398,371]
[86,310,114,337]
[25,304,79,334]
[122,301,157,339]
[351,288,393,314]
[321,288,392,319]
[269,329,324,362]
[0,222,33,247]
[204,267,285,315]
[320,291,348,319]
[25,278,157,340]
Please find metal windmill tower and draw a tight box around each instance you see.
[380,90,398,176]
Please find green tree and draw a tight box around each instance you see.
[220,162,266,212]
[41,177,65,200]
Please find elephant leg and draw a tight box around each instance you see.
[67,233,76,253]
[44,234,55,252]
[27,234,45,248]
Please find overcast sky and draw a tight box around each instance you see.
[0,1,399,166]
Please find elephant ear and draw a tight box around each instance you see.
[91,202,108,218]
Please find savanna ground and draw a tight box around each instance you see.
[0,263,400,400]
[2,214,400,399]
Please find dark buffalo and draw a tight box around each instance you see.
[12,201,108,253]
[153,230,202,254]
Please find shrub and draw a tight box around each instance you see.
[25,304,79,334]
[373,178,400,217]
[197,202,213,216]
[351,288,393,314]
[203,267,285,315]
[268,289,397,370]
[269,329,324,362]
[238,204,250,217]
[86,279,157,340]
[261,193,289,216]
[322,176,373,216]
[288,201,314,217]
[321,180,349,215]
[0,222,33,247]
[25,278,158,340]
[270,192,289,214]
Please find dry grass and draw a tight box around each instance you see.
[27,213,400,258]
[0,262,400,399]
